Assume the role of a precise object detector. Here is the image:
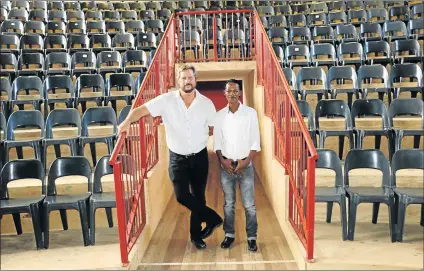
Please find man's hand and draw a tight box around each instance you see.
[234,159,249,175]
[117,120,131,135]
[221,158,234,175]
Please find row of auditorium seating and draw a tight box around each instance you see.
[295,98,424,160]
[0,106,130,169]
[274,41,423,69]
[0,73,143,118]
[314,148,424,242]
[0,155,118,249]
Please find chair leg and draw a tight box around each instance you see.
[340,196,348,241]
[388,196,397,243]
[105,207,114,228]
[348,195,360,240]
[59,209,68,230]
[43,208,50,249]
[29,204,43,249]
[338,135,344,160]
[421,204,424,227]
[89,142,97,166]
[413,135,420,149]
[396,195,408,242]
[53,144,61,158]
[89,202,96,246]
[12,213,23,235]
[375,135,381,150]
[372,202,380,224]
[16,146,24,159]
[326,202,333,223]
[78,200,90,246]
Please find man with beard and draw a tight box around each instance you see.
[118,64,223,249]
[213,79,260,252]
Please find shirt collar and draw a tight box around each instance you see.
[175,89,199,98]
[226,102,243,114]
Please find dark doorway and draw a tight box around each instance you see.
[197,80,243,111]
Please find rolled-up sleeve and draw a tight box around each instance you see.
[144,94,165,117]
[250,110,261,152]
[213,113,223,152]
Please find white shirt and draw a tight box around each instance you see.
[144,89,216,155]
[213,103,261,160]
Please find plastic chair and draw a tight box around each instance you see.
[297,67,327,101]
[75,74,105,115]
[315,149,347,240]
[390,63,423,99]
[344,149,396,241]
[104,73,134,114]
[46,21,66,35]
[125,20,145,35]
[391,149,424,242]
[4,110,44,163]
[0,159,45,249]
[327,66,359,109]
[285,44,310,69]
[45,52,71,75]
[312,26,335,45]
[43,108,81,168]
[118,105,132,125]
[358,64,391,103]
[96,51,122,79]
[316,100,355,159]
[0,112,6,168]
[388,98,424,151]
[71,51,96,78]
[296,100,317,147]
[79,107,117,166]
[24,20,46,36]
[17,52,44,77]
[89,155,117,245]
[43,156,92,248]
[0,52,18,82]
[10,75,43,113]
[337,42,364,70]
[0,77,11,119]
[352,99,395,160]
[42,75,75,118]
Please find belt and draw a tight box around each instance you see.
[223,156,247,161]
[171,148,206,159]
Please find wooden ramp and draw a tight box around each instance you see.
[137,151,298,270]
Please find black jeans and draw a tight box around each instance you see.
[168,148,222,239]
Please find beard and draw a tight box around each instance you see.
[182,84,195,93]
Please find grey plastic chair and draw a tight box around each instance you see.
[297,67,328,101]
[358,64,391,103]
[315,149,347,240]
[337,42,364,70]
[388,98,424,151]
[390,63,423,99]
[43,156,92,248]
[296,100,317,147]
[316,100,355,159]
[391,149,424,242]
[0,159,45,249]
[344,149,396,241]
[351,99,395,160]
[327,66,358,109]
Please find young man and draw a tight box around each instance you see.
[118,64,223,249]
[213,79,261,252]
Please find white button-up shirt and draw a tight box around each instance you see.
[144,89,216,155]
[213,103,261,160]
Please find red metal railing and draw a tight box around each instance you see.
[109,14,176,265]
[110,8,317,265]
[253,11,318,260]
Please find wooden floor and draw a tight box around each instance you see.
[137,151,298,270]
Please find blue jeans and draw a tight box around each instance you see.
[220,163,258,240]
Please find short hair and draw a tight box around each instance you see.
[178,64,197,77]
[225,79,241,90]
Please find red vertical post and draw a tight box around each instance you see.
[111,160,129,265]
[212,15,218,62]
[306,156,316,261]
[139,118,147,177]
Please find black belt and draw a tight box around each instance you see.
[171,148,206,159]
[223,156,247,161]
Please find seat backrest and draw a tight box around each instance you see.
[96,51,121,68]
[289,26,311,41]
[296,100,314,130]
[338,41,363,61]
[269,15,287,27]
[282,68,297,90]
[112,33,135,48]
[388,98,424,128]
[46,21,66,34]
[336,24,358,40]
[43,75,74,99]
[328,11,347,24]
[45,52,71,69]
[327,66,358,89]
[394,39,421,57]
[1,19,24,33]
[328,1,346,11]
[286,44,309,60]
[312,25,334,40]
[310,43,336,61]
[360,22,382,39]
[0,159,45,199]
[383,21,408,38]
[348,9,367,23]
[391,149,424,187]
[11,75,43,99]
[47,156,91,196]
[20,34,44,50]
[6,110,44,140]
[358,64,389,88]
[315,99,353,130]
[297,67,327,90]
[344,149,391,187]
[367,7,388,22]
[0,111,6,136]
[24,20,46,35]
[390,63,423,87]
[75,74,105,96]
[316,149,343,187]
[106,73,133,93]
[0,52,18,72]
[81,107,117,136]
[45,108,81,138]
[18,52,44,70]
[93,155,113,193]
[288,14,307,27]
[0,77,11,98]
[351,99,390,129]
[67,20,86,34]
